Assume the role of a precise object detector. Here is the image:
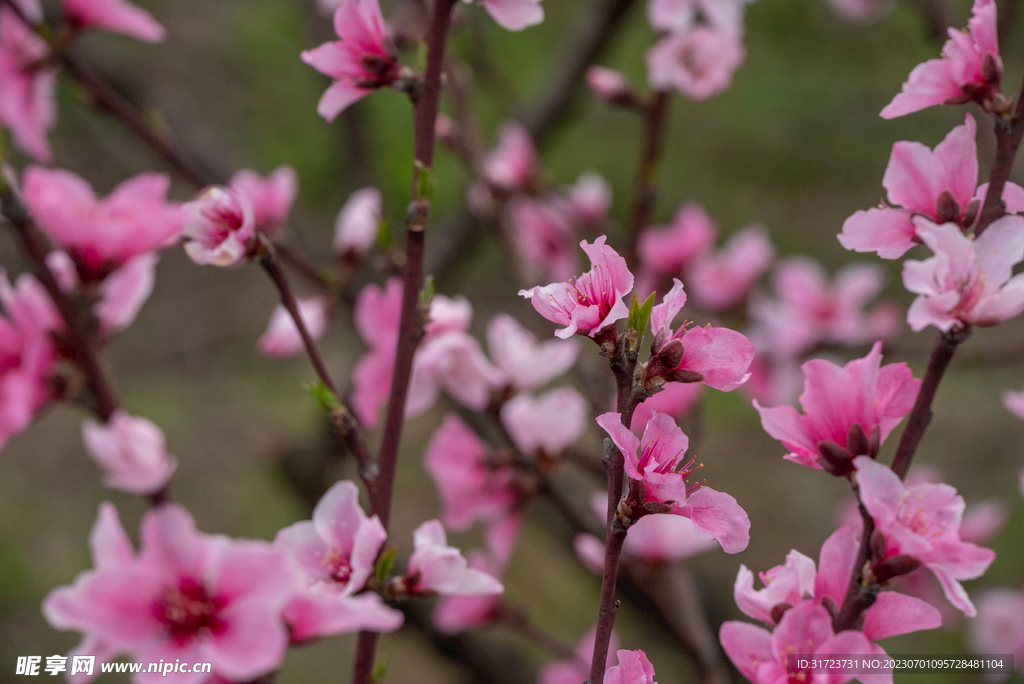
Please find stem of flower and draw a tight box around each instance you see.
[351,0,457,681]
[976,69,1024,235]
[624,91,671,270]
[833,503,877,632]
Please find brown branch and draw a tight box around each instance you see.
[624,91,670,270]
[976,68,1024,234]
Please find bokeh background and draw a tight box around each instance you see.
[1,0,1023,681]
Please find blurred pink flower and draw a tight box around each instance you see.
[301,0,400,121]
[229,166,298,237]
[520,236,634,339]
[486,313,579,390]
[539,628,619,684]
[881,0,1001,118]
[969,587,1024,673]
[333,187,382,257]
[423,414,518,531]
[840,114,1024,259]
[597,410,750,553]
[44,503,297,683]
[0,271,59,452]
[825,0,893,22]
[586,66,633,102]
[410,329,504,414]
[23,167,182,276]
[648,0,750,34]
[750,258,899,356]
[472,0,544,30]
[1004,385,1024,420]
[647,279,754,391]
[484,121,536,191]
[688,224,774,311]
[64,0,165,42]
[47,248,156,335]
[854,456,996,616]
[721,601,891,684]
[274,481,402,641]
[637,203,716,297]
[404,520,505,596]
[82,411,176,495]
[182,186,255,267]
[0,5,56,161]
[754,342,919,472]
[560,172,612,226]
[630,381,702,432]
[903,216,1024,331]
[605,650,658,684]
[500,387,587,455]
[646,26,745,101]
[507,197,578,282]
[257,297,330,358]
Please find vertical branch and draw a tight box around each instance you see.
[351,0,457,682]
[976,70,1024,234]
[624,92,670,270]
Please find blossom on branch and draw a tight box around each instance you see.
[902,216,1024,331]
[301,0,400,121]
[854,456,996,617]
[466,0,544,31]
[181,186,255,267]
[754,342,919,474]
[333,187,382,258]
[520,236,634,340]
[82,411,176,495]
[881,0,1002,118]
[597,410,750,553]
[257,296,330,358]
[402,520,505,596]
[646,26,745,101]
[0,3,56,162]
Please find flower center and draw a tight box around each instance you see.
[157,578,226,644]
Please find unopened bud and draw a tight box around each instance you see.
[666,369,704,384]
[872,555,922,583]
[817,440,852,477]
[983,53,1002,85]
[963,197,981,228]
[869,528,888,562]
[934,190,961,225]
[769,602,793,624]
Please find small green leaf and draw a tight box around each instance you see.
[415,161,434,201]
[374,546,397,586]
[305,381,341,412]
[419,275,435,309]
[627,292,656,350]
[371,660,388,684]
[376,219,390,249]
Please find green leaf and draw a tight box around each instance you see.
[374,547,397,586]
[372,660,388,684]
[627,292,656,350]
[415,161,434,201]
[305,381,341,412]
[376,219,390,250]
[419,275,435,309]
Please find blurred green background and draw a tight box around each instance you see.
[1,0,1024,681]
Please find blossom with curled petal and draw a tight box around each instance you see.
[881,0,1002,119]
[301,0,400,121]
[23,167,182,277]
[486,313,579,390]
[520,236,634,339]
[333,187,382,257]
[404,520,505,596]
[840,114,1024,259]
[597,410,750,553]
[605,650,658,684]
[903,216,1024,331]
[470,0,544,30]
[754,342,919,473]
[854,456,996,617]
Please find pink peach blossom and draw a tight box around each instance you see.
[0,4,56,161]
[1003,385,1024,420]
[46,250,156,335]
[473,0,544,30]
[646,26,745,101]
[648,0,750,34]
[520,236,634,339]
[409,329,504,414]
[274,481,402,641]
[500,387,587,455]
[404,520,505,596]
[44,503,297,683]
[431,551,503,633]
[0,271,59,452]
[721,600,892,684]
[637,203,716,296]
[586,66,633,102]
[257,297,330,358]
[854,456,996,616]
[647,279,754,392]
[754,342,920,471]
[507,197,579,282]
[881,0,1002,118]
[605,650,658,684]
[82,411,176,495]
[63,0,165,42]
[903,216,1024,331]
[182,186,256,267]
[301,0,400,121]
[688,225,774,311]
[840,114,1024,259]
[23,167,182,275]
[750,258,899,356]
[423,414,518,531]
[229,166,298,236]
[968,587,1024,672]
[558,172,613,227]
[629,381,702,432]
[597,410,750,553]
[486,313,579,390]
[333,187,382,257]
[484,121,536,191]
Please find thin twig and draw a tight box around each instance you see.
[624,91,670,270]
[976,69,1024,234]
